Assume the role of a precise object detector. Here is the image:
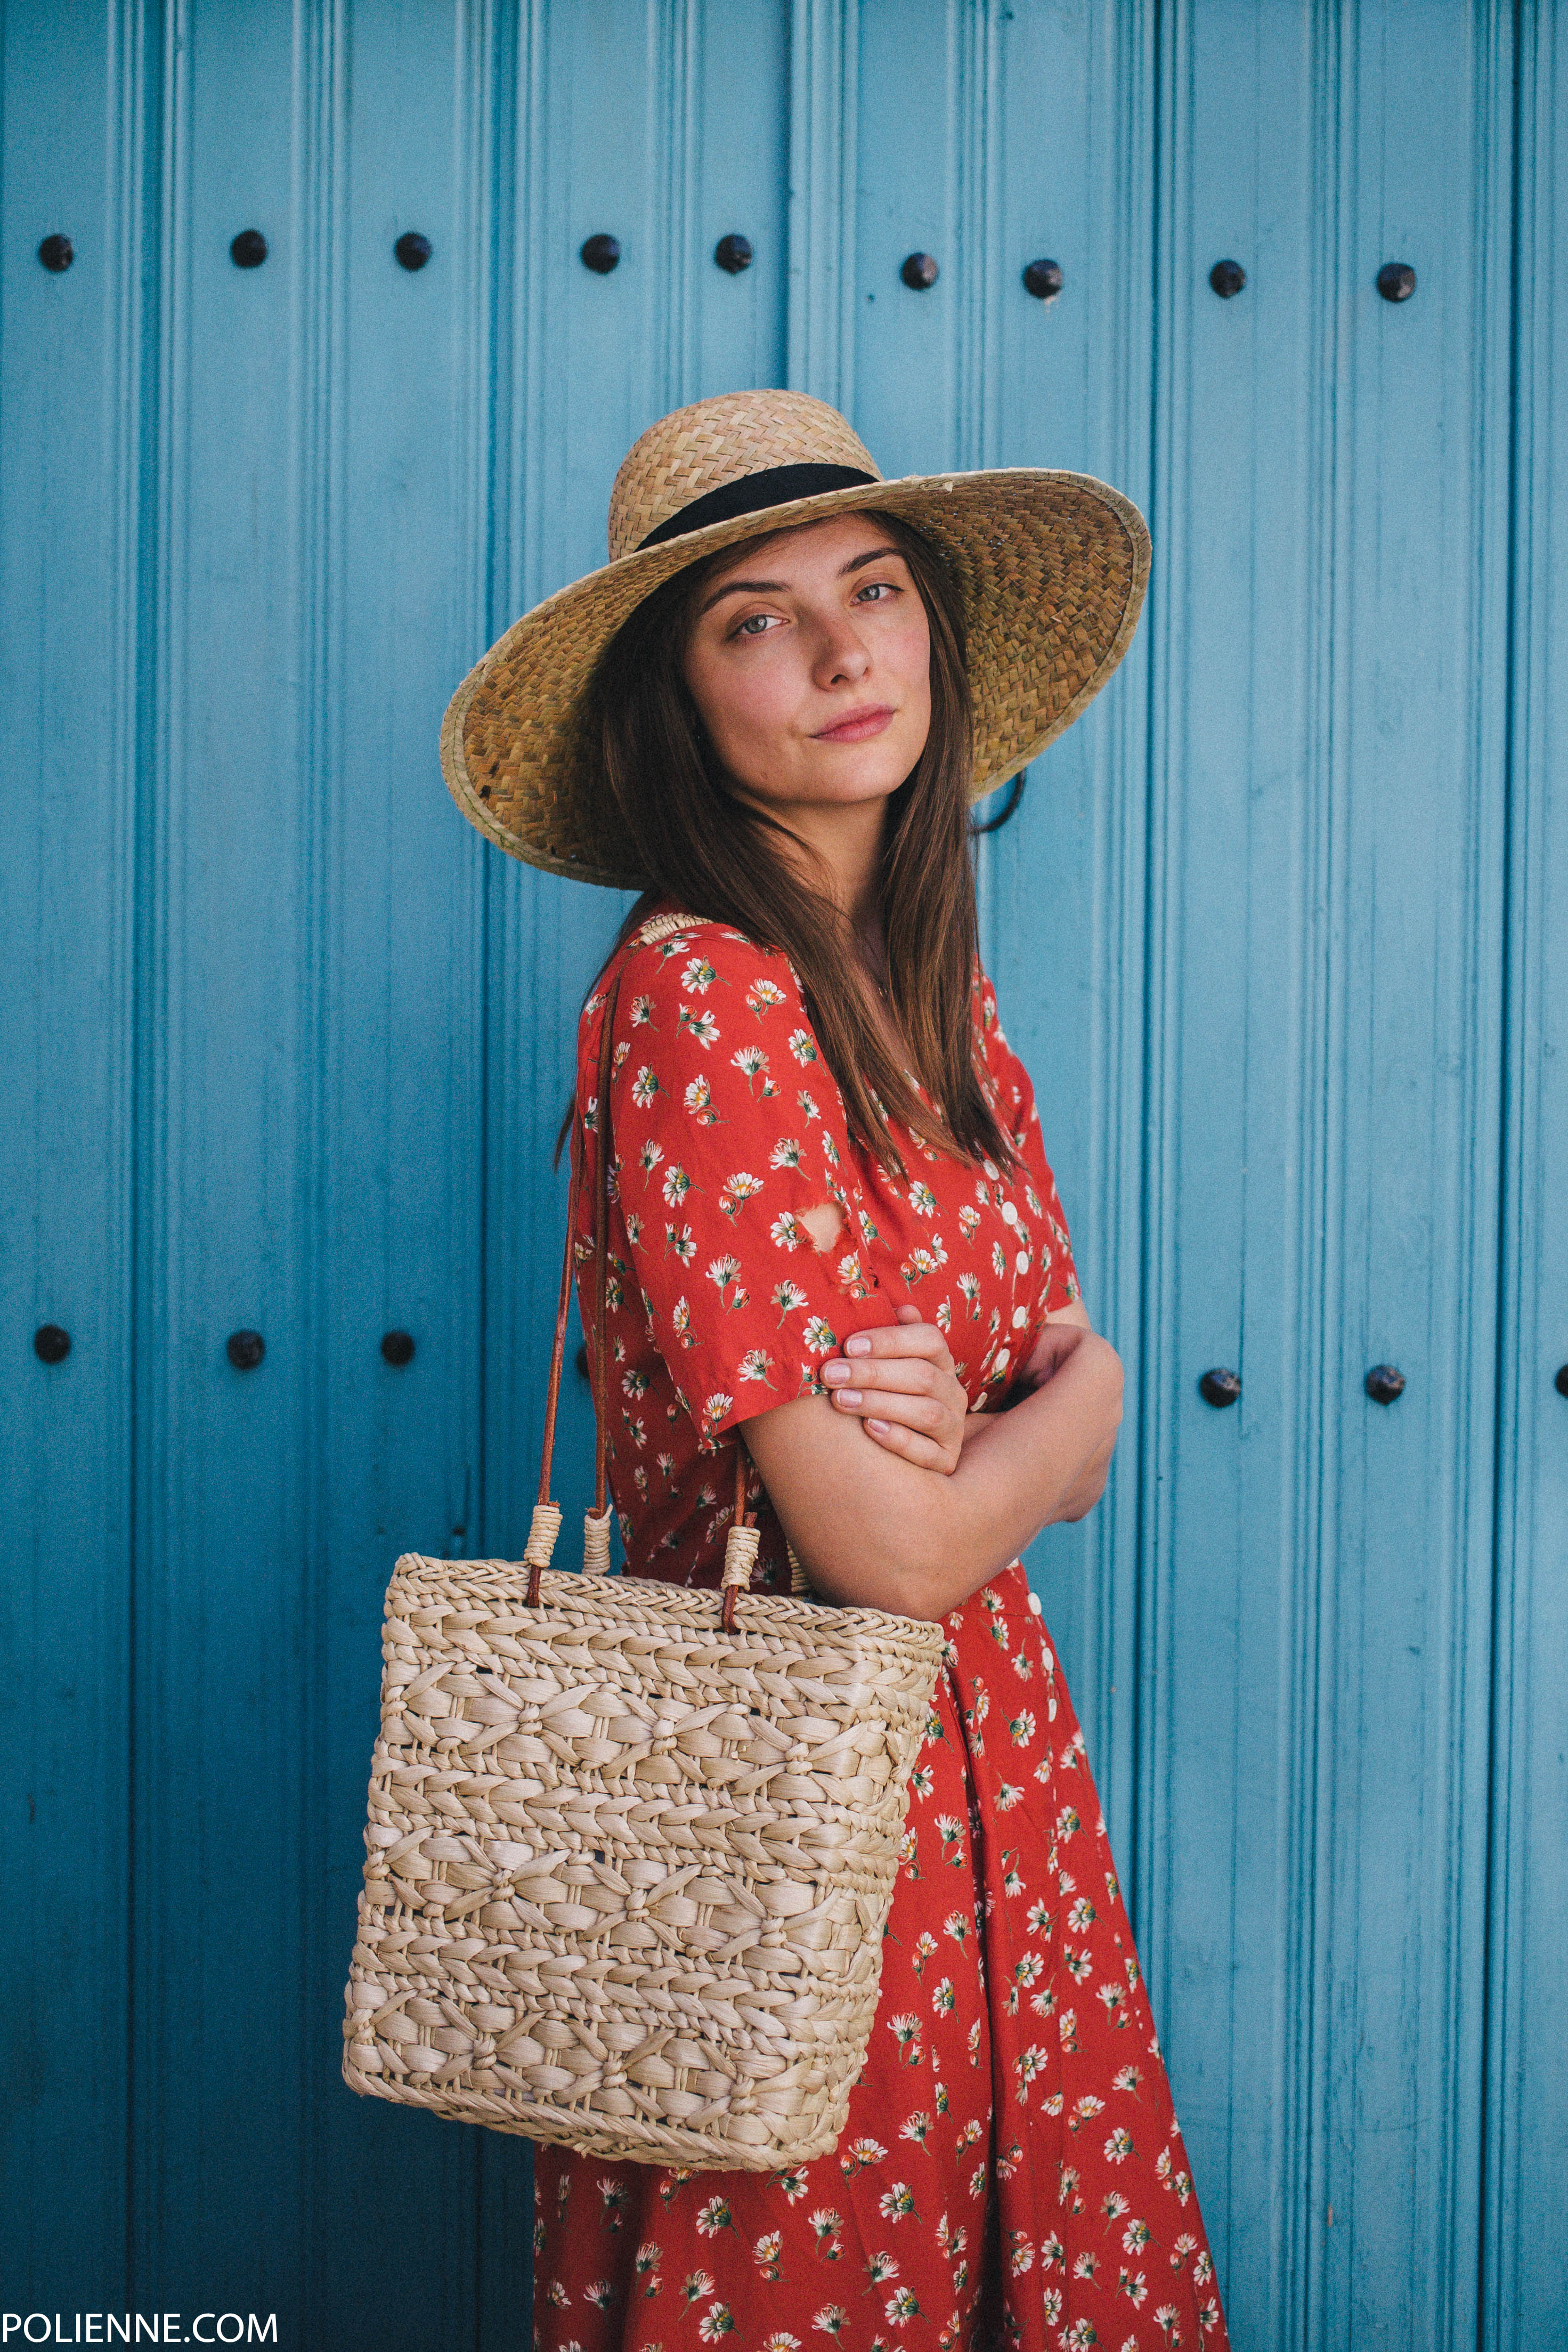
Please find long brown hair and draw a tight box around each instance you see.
[579,509,1020,1182]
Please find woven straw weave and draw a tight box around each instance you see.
[341,1554,945,2167]
[440,388,1151,888]
[605,389,880,558]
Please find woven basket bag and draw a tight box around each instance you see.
[341,919,947,2170]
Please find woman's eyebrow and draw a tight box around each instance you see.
[697,578,788,615]
[697,546,905,618]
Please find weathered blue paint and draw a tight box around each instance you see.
[2,5,1563,2348]
[1482,4,1568,2340]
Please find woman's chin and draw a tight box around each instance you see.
[738,758,916,818]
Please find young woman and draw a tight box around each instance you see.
[442,390,1229,2350]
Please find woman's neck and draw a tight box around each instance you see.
[718,783,904,1047]
[753,793,888,954]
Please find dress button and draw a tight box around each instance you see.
[1000,1201,1019,1226]
[1015,1251,1029,1274]
[1012,1308,1028,1329]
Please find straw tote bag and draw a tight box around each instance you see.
[341,922,947,2171]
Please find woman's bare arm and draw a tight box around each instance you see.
[742,1307,1123,1620]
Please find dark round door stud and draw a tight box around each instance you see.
[394,231,432,272]
[34,1325,71,1364]
[580,233,621,274]
[1365,1363,1407,1404]
[38,234,74,273]
[1199,1367,1242,1408]
[1554,1364,1568,1399]
[226,1329,265,1372]
[380,1330,416,1367]
[1022,257,1063,301]
[230,229,269,269]
[901,252,939,291]
[1209,258,1246,298]
[1377,262,1416,303]
[714,233,753,274]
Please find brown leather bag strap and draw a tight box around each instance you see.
[528,929,757,1617]
[590,968,619,1518]
[524,1121,581,1604]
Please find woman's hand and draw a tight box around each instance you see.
[744,1304,1125,1619]
[819,1303,973,1474]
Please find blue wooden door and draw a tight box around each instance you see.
[3,6,1564,2348]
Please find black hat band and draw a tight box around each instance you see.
[636,463,879,551]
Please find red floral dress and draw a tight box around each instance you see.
[535,904,1230,2352]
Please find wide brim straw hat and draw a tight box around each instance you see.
[440,388,1150,890]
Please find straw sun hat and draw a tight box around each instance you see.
[439,388,1150,890]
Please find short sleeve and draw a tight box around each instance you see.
[976,971,1081,1315]
[594,922,898,1450]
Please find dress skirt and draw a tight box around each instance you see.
[533,1564,1227,2352]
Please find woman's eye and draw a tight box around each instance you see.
[734,613,777,638]
[855,580,897,603]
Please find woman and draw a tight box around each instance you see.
[442,391,1228,2349]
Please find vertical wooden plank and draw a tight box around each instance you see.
[1135,5,1320,2330]
[0,0,147,2300]
[692,0,790,401]
[1141,3,1514,2346]
[851,0,960,477]
[786,0,857,410]
[314,4,501,2345]
[1312,9,1510,2342]
[481,0,655,1605]
[129,0,330,2324]
[1482,3,1568,2342]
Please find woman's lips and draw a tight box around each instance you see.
[813,704,896,742]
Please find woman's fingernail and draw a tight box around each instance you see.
[835,1388,862,1407]
[845,1334,871,1355]
[867,1417,890,1434]
[823,1362,848,1382]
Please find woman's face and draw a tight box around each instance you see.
[679,512,932,821]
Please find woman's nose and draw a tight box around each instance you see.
[810,615,872,687]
